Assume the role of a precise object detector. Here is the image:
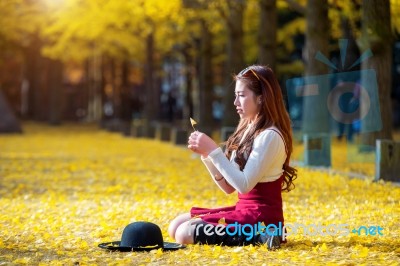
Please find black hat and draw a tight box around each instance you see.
[98,221,185,252]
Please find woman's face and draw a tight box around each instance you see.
[234,80,260,122]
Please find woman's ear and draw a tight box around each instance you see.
[258,97,262,104]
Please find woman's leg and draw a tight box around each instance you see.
[174,218,203,244]
[172,219,281,249]
[168,213,191,239]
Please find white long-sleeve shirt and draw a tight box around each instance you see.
[201,127,286,194]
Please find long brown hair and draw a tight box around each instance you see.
[224,65,297,192]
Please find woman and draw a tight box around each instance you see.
[168,65,297,249]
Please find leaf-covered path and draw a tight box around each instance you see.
[0,124,399,265]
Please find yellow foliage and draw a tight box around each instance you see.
[39,0,184,62]
[392,0,400,33]
[0,123,399,265]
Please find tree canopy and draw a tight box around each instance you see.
[0,0,399,131]
[1,0,399,69]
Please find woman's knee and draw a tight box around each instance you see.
[175,221,196,244]
[168,213,191,239]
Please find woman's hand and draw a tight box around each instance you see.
[187,131,219,157]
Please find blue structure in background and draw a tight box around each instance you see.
[286,39,382,166]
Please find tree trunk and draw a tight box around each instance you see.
[258,0,277,70]
[86,52,102,122]
[111,58,122,120]
[144,32,159,121]
[0,89,22,133]
[119,59,132,135]
[121,59,132,121]
[182,43,194,123]
[340,15,360,71]
[359,0,393,147]
[222,0,246,127]
[303,0,330,134]
[48,59,63,125]
[25,32,45,121]
[302,0,331,166]
[100,55,109,123]
[199,20,215,131]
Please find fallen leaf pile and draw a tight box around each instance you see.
[0,123,399,265]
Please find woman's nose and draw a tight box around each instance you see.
[234,97,239,106]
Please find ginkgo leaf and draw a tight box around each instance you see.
[190,117,197,131]
[12,258,30,264]
[190,117,197,126]
[217,217,226,225]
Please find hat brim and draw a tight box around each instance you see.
[98,241,185,252]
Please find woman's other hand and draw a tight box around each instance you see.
[187,131,218,157]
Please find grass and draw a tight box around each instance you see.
[0,123,399,265]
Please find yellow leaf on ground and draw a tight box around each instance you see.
[217,217,226,225]
[12,258,30,264]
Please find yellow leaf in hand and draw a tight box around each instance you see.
[190,117,197,131]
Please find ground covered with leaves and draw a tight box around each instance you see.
[1,123,399,265]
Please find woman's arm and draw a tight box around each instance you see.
[205,130,286,194]
[201,156,236,194]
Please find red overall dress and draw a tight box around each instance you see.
[190,176,284,231]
